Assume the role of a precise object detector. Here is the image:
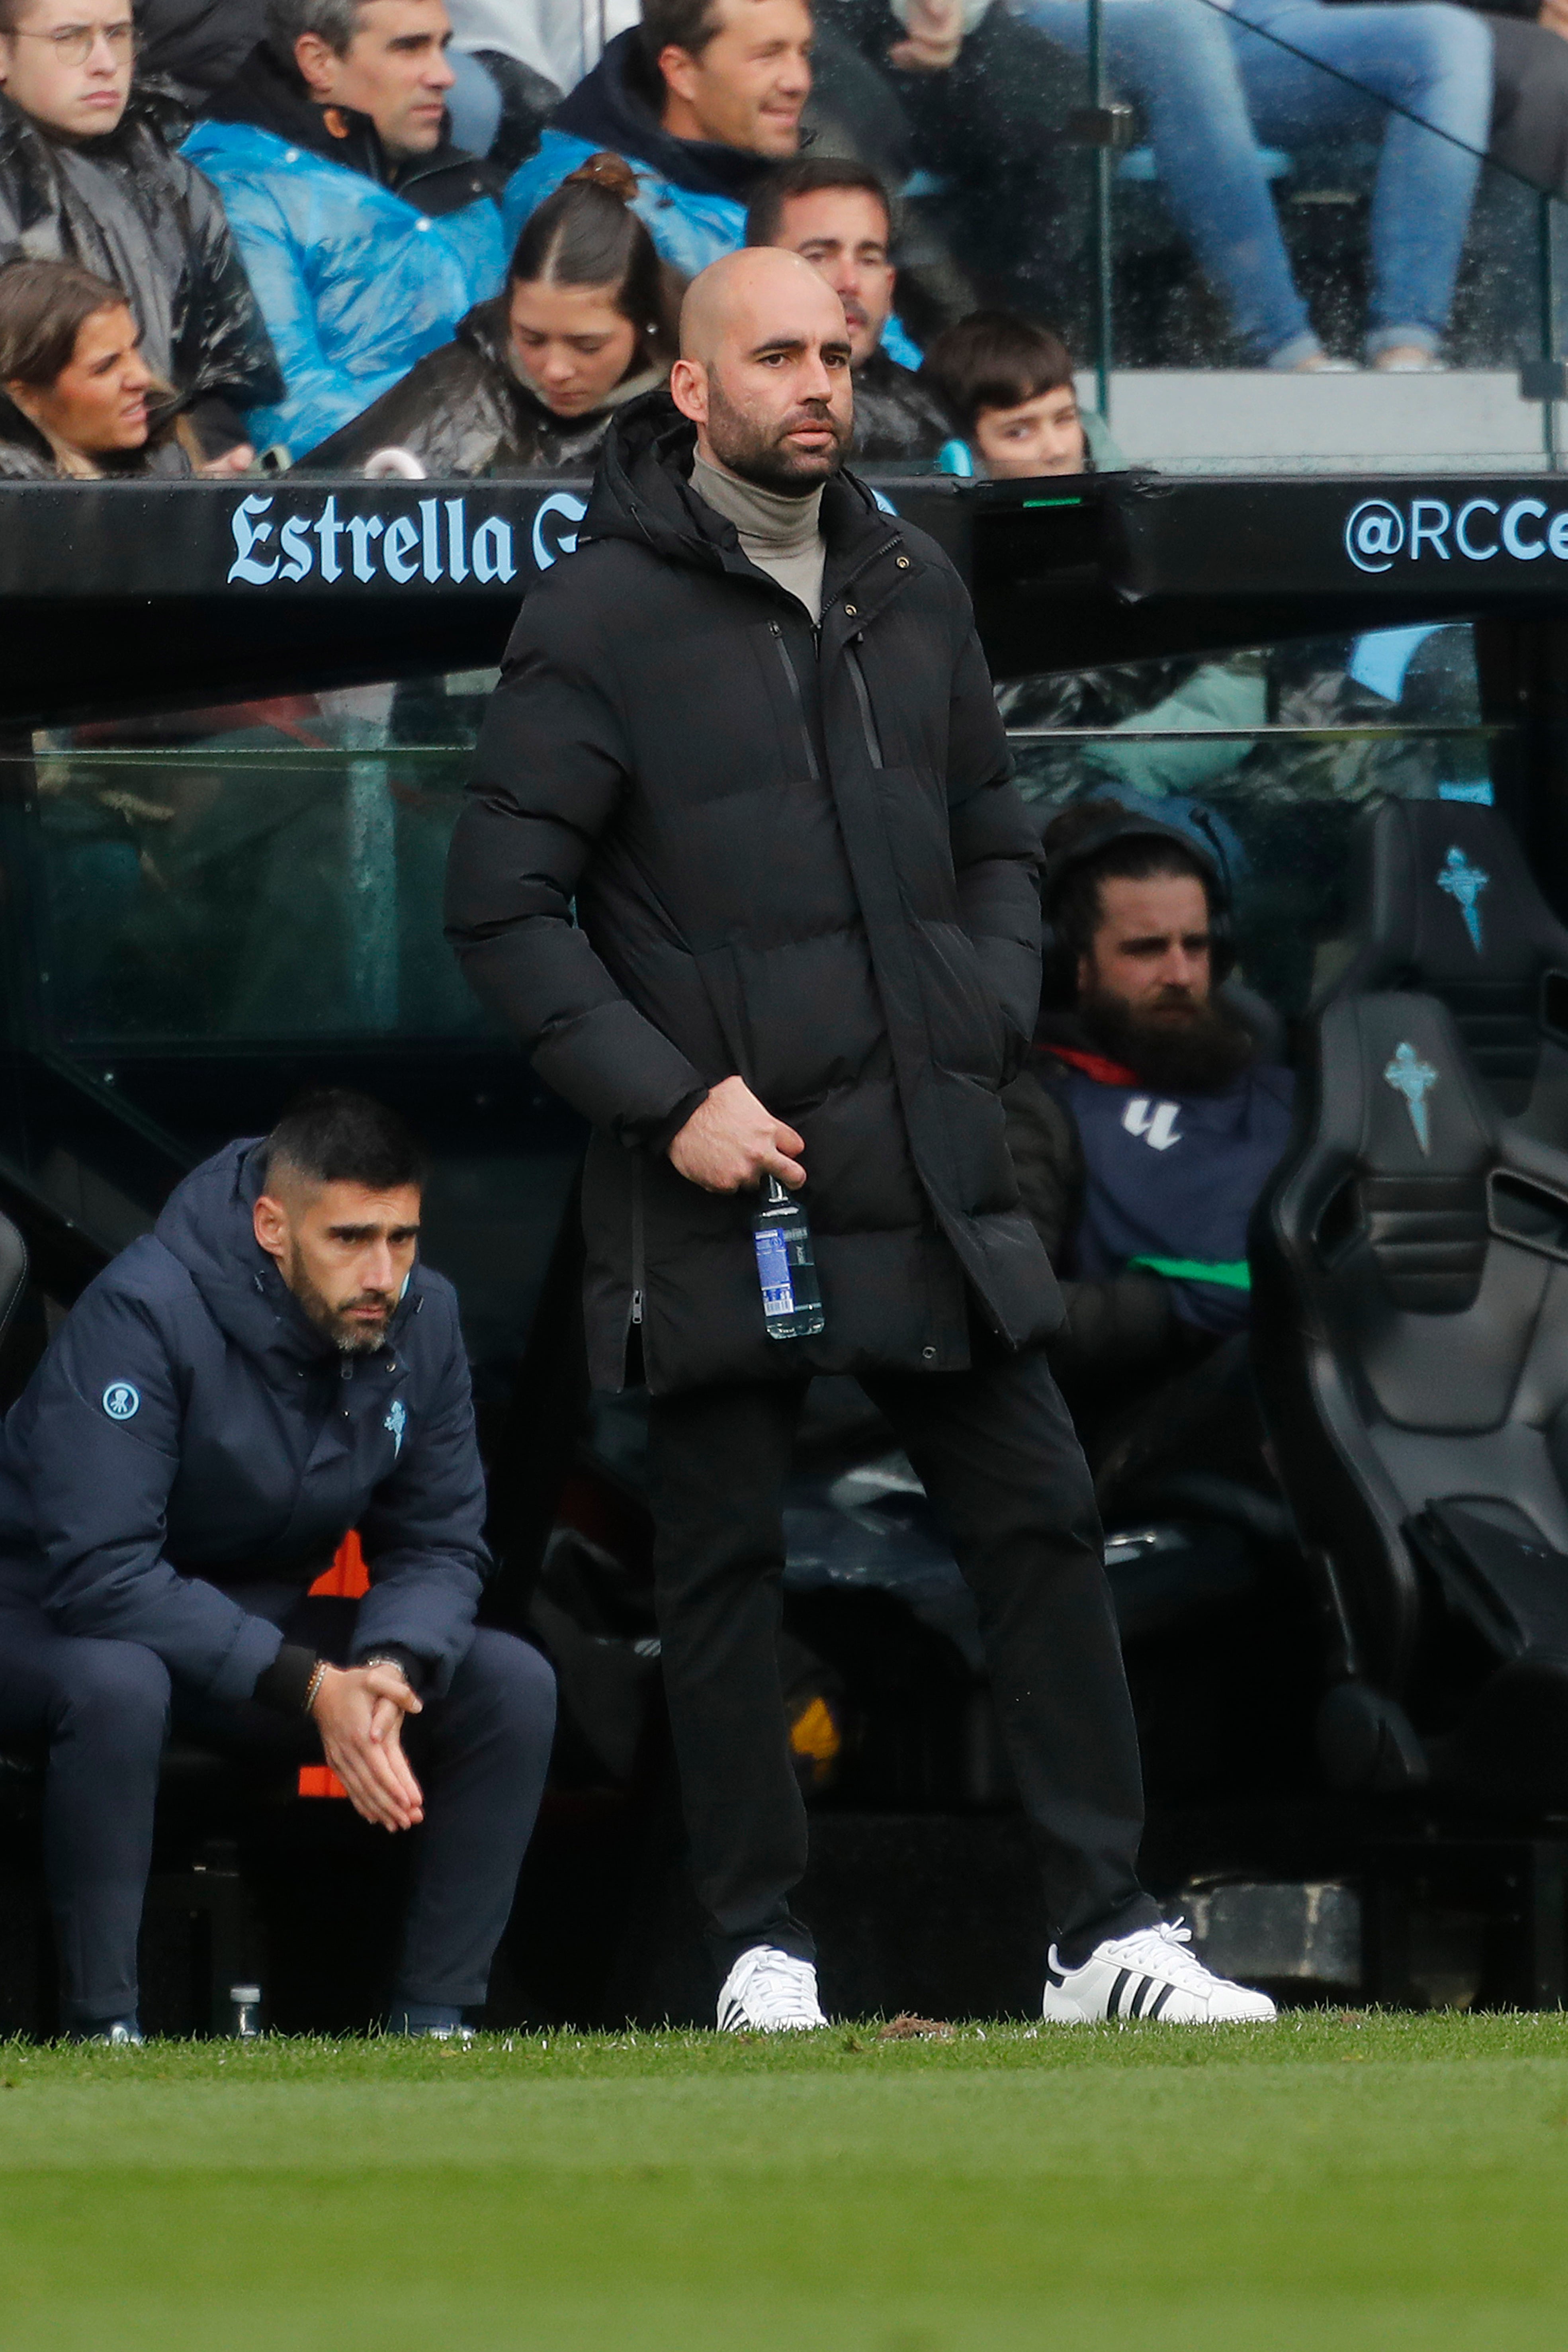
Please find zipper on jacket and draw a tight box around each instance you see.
[630,1158,645,1329]
[769,625,821,780]
[845,643,884,769]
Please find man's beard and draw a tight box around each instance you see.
[1080,986,1257,1096]
[705,370,849,493]
[286,1246,392,1355]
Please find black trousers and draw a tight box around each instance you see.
[0,1594,555,2028]
[647,1344,1161,1979]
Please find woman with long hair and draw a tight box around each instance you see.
[303,153,682,476]
[0,258,207,478]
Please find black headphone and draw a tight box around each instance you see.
[1039,809,1236,1005]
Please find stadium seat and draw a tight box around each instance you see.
[1253,988,1568,1806]
[1321,799,1568,1130]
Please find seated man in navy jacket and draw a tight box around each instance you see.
[1003,799,1294,1444]
[0,1088,554,2042]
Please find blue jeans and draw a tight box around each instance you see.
[1012,0,1492,358]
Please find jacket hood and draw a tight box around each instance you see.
[583,391,892,579]
[550,29,776,203]
[203,42,491,205]
[153,1138,413,1379]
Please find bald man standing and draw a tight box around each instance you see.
[447,251,1274,2031]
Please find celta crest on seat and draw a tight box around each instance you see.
[1253,989,1568,1804]
[1383,1040,1439,1153]
[1435,842,1489,953]
[1322,799,1568,1129]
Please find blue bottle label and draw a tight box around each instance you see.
[755,1226,795,1317]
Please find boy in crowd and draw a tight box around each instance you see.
[923,307,1112,477]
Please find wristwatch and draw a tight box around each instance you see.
[361,1653,413,1687]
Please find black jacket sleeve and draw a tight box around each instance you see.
[444,581,712,1149]
[177,153,284,412]
[1002,1064,1182,1380]
[24,1278,285,1699]
[942,597,1042,1083]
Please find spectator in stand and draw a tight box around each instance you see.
[923,308,1123,474]
[305,149,678,470]
[185,0,506,456]
[744,155,953,461]
[929,311,1277,804]
[996,0,1491,369]
[0,255,206,473]
[0,0,278,459]
[503,0,811,277]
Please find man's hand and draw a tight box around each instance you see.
[668,1075,806,1193]
[889,0,965,71]
[1542,0,1568,38]
[197,443,255,477]
[310,1663,424,1831]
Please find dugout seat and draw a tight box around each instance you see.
[1321,798,1568,1131]
[1253,989,1568,1804]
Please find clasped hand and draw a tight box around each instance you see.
[309,1662,424,1832]
[668,1075,806,1194]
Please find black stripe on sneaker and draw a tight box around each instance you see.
[1129,1975,1153,2018]
[1148,1981,1175,2019]
[1107,1967,1132,2017]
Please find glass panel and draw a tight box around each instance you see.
[843,0,1568,474]
[1001,619,1507,1012]
[28,675,501,1047]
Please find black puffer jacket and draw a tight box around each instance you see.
[446,399,1060,1395]
[301,296,668,474]
[0,85,281,426]
[851,346,955,463]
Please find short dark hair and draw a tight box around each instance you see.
[510,153,681,370]
[1042,799,1216,963]
[0,259,131,391]
[745,155,892,251]
[921,309,1075,432]
[639,0,726,72]
[262,1089,428,1196]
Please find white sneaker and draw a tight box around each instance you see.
[717,1945,828,2033]
[1042,1919,1277,2025]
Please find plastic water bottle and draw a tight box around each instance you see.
[753,1176,825,1339]
[229,1984,263,2040]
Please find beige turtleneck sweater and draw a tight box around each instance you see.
[690,450,826,622]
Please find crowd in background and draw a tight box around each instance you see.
[1,0,1568,481]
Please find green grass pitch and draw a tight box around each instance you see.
[4,2012,1568,2350]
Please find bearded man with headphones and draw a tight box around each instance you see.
[1005,799,1295,1446]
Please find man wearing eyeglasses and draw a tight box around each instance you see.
[0,0,280,464]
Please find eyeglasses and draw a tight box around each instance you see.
[7,21,135,65]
